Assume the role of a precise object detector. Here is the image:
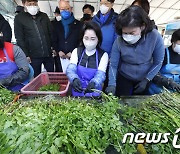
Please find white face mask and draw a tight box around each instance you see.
[174,44,180,54]
[83,39,98,51]
[26,6,39,16]
[100,4,109,15]
[56,16,61,21]
[122,34,141,44]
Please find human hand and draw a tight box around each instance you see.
[59,51,66,59]
[66,52,72,59]
[85,82,95,93]
[168,81,180,93]
[134,78,149,94]
[27,57,31,63]
[52,50,57,57]
[72,78,83,92]
[105,85,116,95]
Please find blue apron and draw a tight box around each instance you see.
[0,49,23,91]
[149,48,180,94]
[72,50,102,97]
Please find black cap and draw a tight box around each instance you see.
[54,7,60,14]
[15,5,24,13]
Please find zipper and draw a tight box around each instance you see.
[33,19,45,56]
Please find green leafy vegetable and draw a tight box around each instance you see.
[0,86,15,105]
[0,89,179,154]
[38,83,60,91]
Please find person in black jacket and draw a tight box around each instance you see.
[15,5,25,14]
[80,4,94,23]
[52,0,82,72]
[0,14,12,42]
[14,0,54,77]
[51,7,62,72]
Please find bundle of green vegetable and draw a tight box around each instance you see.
[0,89,179,154]
[121,90,180,154]
[38,83,60,91]
[0,95,136,154]
[0,86,15,106]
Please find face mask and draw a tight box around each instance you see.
[83,39,98,51]
[26,6,39,16]
[122,34,141,44]
[174,44,180,54]
[0,36,4,49]
[83,14,91,21]
[60,10,71,20]
[100,4,109,15]
[56,16,61,21]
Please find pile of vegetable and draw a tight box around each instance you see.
[38,83,60,91]
[121,90,180,154]
[0,95,130,154]
[0,86,15,106]
[0,88,179,154]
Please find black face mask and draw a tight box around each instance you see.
[83,13,92,21]
[0,36,4,49]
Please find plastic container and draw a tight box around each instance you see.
[21,72,70,96]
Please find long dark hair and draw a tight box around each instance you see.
[115,5,153,36]
[79,21,102,50]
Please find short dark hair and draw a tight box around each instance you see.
[21,0,26,4]
[171,29,180,43]
[54,6,60,14]
[80,21,102,49]
[131,0,150,14]
[115,5,153,36]
[15,5,24,13]
[82,4,95,13]
[100,0,115,3]
[23,0,38,3]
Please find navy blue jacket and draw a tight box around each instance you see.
[92,9,118,55]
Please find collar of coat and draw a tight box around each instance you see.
[94,9,118,26]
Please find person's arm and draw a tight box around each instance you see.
[51,21,59,52]
[153,73,180,92]
[90,52,109,88]
[14,15,29,57]
[153,73,172,88]
[66,48,79,83]
[108,38,120,86]
[0,45,29,87]
[2,20,12,42]
[146,33,165,81]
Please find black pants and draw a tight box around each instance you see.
[116,72,150,97]
[54,55,62,72]
[31,57,54,77]
[116,73,137,97]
